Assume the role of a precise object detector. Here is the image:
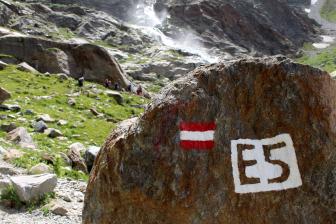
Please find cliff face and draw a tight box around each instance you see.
[83,56,336,223]
[154,0,318,56]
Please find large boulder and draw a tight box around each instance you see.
[0,87,10,104]
[83,56,336,223]
[0,35,130,88]
[9,174,57,203]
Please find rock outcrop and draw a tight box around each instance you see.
[0,35,130,87]
[155,0,318,56]
[83,56,336,223]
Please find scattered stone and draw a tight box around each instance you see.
[89,108,101,116]
[105,90,123,104]
[36,114,55,123]
[61,194,72,202]
[69,142,85,154]
[42,153,55,165]
[84,146,100,173]
[0,123,17,133]
[0,87,11,104]
[67,148,87,174]
[57,73,69,80]
[45,128,63,138]
[9,174,57,203]
[73,191,84,202]
[17,62,38,73]
[0,60,8,70]
[0,114,7,120]
[34,120,48,133]
[57,120,68,126]
[68,98,76,106]
[50,200,69,216]
[29,163,52,175]
[3,149,24,161]
[17,117,27,122]
[0,104,21,112]
[24,109,35,115]
[7,127,36,149]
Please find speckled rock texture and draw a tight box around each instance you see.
[83,56,336,224]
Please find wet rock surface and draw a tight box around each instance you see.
[154,0,318,56]
[83,56,336,223]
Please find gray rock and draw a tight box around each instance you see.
[7,127,36,149]
[67,98,76,106]
[105,90,123,105]
[45,128,63,138]
[69,142,85,154]
[0,104,21,112]
[57,120,68,126]
[0,87,11,104]
[67,147,87,174]
[17,62,39,73]
[34,120,48,133]
[3,149,24,161]
[0,60,8,69]
[0,123,17,133]
[36,114,55,123]
[51,201,69,216]
[9,174,57,203]
[84,146,100,173]
[29,163,52,175]
[24,109,35,115]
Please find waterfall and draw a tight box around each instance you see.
[130,2,219,63]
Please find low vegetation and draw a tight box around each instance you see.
[0,65,148,180]
[321,0,336,22]
[0,185,55,211]
[297,45,336,73]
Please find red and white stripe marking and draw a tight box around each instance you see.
[179,122,216,150]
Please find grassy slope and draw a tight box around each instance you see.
[297,45,336,73]
[321,0,336,22]
[0,65,147,180]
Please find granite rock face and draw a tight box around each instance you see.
[83,56,336,223]
[0,35,130,87]
[154,0,318,56]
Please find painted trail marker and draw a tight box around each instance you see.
[231,134,302,194]
[179,122,216,151]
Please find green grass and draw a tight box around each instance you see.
[296,45,336,73]
[0,65,148,180]
[49,27,76,40]
[321,0,336,22]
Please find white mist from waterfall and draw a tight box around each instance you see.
[130,3,219,63]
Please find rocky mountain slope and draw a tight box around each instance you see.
[154,0,319,56]
[0,0,320,88]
